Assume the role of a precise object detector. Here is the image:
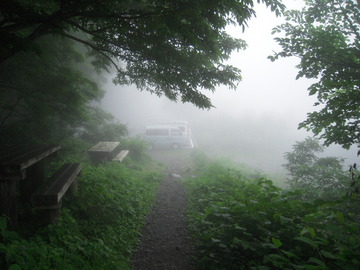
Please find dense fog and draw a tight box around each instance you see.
[100,1,358,176]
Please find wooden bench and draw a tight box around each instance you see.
[31,163,82,223]
[0,144,61,228]
[88,141,120,164]
[112,150,130,162]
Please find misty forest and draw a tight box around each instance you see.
[0,0,359,269]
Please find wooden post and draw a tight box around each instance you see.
[38,202,62,224]
[69,177,78,195]
[21,160,45,204]
[0,179,17,229]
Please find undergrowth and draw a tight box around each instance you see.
[186,157,360,270]
[1,157,162,270]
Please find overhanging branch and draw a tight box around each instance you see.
[61,32,122,73]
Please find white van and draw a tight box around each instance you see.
[143,125,192,149]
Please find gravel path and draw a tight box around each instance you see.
[131,150,196,270]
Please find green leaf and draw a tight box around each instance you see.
[308,227,316,239]
[336,212,344,223]
[281,250,296,258]
[8,265,21,270]
[295,236,318,248]
[308,257,325,266]
[271,237,283,248]
[232,237,241,245]
[320,250,338,259]
[211,238,221,243]
[235,225,246,230]
[309,88,317,95]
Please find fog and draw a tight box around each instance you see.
[100,0,358,176]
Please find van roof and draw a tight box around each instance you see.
[145,125,181,129]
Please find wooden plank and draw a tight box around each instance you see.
[113,150,130,162]
[0,144,61,173]
[88,142,120,153]
[32,163,82,207]
[88,142,120,164]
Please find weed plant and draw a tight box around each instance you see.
[186,157,360,269]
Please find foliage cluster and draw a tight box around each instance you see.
[283,137,349,200]
[0,35,128,149]
[0,0,286,109]
[186,159,360,270]
[270,0,360,148]
[120,137,151,163]
[0,146,162,270]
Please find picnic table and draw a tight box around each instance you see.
[0,144,60,228]
[88,141,120,164]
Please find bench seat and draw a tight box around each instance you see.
[32,163,82,209]
[112,150,130,162]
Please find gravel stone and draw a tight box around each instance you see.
[131,150,196,270]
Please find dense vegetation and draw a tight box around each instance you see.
[0,140,162,270]
[283,137,349,200]
[186,151,360,270]
[0,0,285,109]
[270,0,360,148]
[0,0,359,269]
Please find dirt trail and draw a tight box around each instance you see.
[131,149,196,270]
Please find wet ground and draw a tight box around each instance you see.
[131,149,196,270]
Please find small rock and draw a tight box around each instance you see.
[171,173,183,179]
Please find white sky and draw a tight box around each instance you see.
[101,0,357,174]
[210,0,315,122]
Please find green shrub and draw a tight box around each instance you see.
[284,138,349,200]
[120,137,150,163]
[186,160,360,270]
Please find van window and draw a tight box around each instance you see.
[170,128,182,135]
[146,128,169,136]
[178,126,186,133]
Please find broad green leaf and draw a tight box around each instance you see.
[235,225,246,230]
[271,237,283,248]
[308,257,325,266]
[320,250,338,259]
[281,250,296,258]
[295,236,319,248]
[308,227,316,239]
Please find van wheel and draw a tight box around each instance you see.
[172,143,179,150]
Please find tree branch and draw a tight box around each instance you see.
[337,1,360,46]
[0,96,23,128]
[64,19,129,50]
[61,32,122,72]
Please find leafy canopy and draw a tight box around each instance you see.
[0,0,285,108]
[269,0,360,149]
[0,35,128,147]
